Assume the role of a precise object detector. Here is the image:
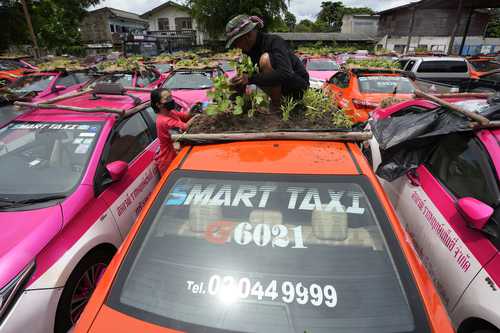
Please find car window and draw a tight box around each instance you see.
[106,113,151,164]
[358,76,415,94]
[94,74,134,87]
[108,173,431,333]
[0,121,102,201]
[143,107,158,138]
[427,134,498,206]
[55,74,78,88]
[9,75,55,93]
[404,60,416,71]
[74,72,91,84]
[163,72,213,90]
[469,61,500,72]
[153,63,172,74]
[417,61,468,73]
[398,59,409,70]
[306,60,340,71]
[137,70,158,87]
[329,72,349,88]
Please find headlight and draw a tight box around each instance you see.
[0,261,35,321]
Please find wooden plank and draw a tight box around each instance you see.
[414,89,490,125]
[172,131,373,144]
[14,101,124,115]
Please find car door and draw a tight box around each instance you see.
[95,112,160,239]
[395,133,500,310]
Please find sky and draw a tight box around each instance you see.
[92,0,415,21]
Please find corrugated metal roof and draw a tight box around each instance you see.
[271,32,376,42]
[108,8,148,23]
[141,1,190,18]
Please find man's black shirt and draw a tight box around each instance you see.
[246,32,309,96]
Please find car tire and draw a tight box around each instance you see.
[54,248,114,333]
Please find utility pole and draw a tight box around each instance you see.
[20,0,40,58]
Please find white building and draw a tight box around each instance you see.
[341,14,379,35]
[141,1,206,45]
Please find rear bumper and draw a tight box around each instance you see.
[0,287,62,333]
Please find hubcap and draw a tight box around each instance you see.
[69,263,106,324]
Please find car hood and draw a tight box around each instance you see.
[172,89,210,104]
[0,205,62,288]
[308,71,337,82]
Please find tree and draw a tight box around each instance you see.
[0,0,101,53]
[486,9,500,38]
[187,0,288,38]
[295,19,315,32]
[284,11,296,31]
[342,6,374,15]
[316,1,344,32]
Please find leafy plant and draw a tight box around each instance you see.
[37,57,87,72]
[206,75,233,116]
[280,96,300,122]
[331,108,353,128]
[302,88,333,121]
[248,89,269,117]
[232,54,258,77]
[95,57,145,73]
[346,58,399,70]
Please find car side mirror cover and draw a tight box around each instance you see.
[106,161,129,182]
[53,85,66,92]
[457,197,494,230]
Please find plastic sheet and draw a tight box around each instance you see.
[371,102,500,181]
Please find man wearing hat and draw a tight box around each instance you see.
[226,14,309,110]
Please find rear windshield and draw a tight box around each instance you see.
[417,60,468,73]
[93,74,134,87]
[108,172,429,333]
[470,60,500,72]
[9,75,55,93]
[358,76,415,94]
[306,60,340,71]
[219,61,234,72]
[153,63,172,73]
[163,72,213,90]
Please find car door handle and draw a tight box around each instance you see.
[406,169,421,186]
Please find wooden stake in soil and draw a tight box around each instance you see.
[414,90,490,125]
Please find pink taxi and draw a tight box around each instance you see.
[0,71,92,106]
[302,57,340,89]
[365,97,500,333]
[162,67,225,104]
[0,83,193,333]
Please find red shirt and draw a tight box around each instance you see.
[155,111,190,174]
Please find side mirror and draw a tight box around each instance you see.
[457,197,494,230]
[106,161,128,182]
[53,85,66,92]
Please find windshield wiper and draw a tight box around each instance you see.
[0,195,66,208]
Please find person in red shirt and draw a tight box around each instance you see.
[151,88,196,174]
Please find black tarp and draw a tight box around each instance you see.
[371,98,500,181]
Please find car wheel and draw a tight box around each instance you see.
[54,249,114,333]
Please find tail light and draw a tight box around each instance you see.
[352,99,378,110]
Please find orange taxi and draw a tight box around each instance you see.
[467,56,500,79]
[0,57,36,86]
[74,139,453,333]
[323,68,416,123]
